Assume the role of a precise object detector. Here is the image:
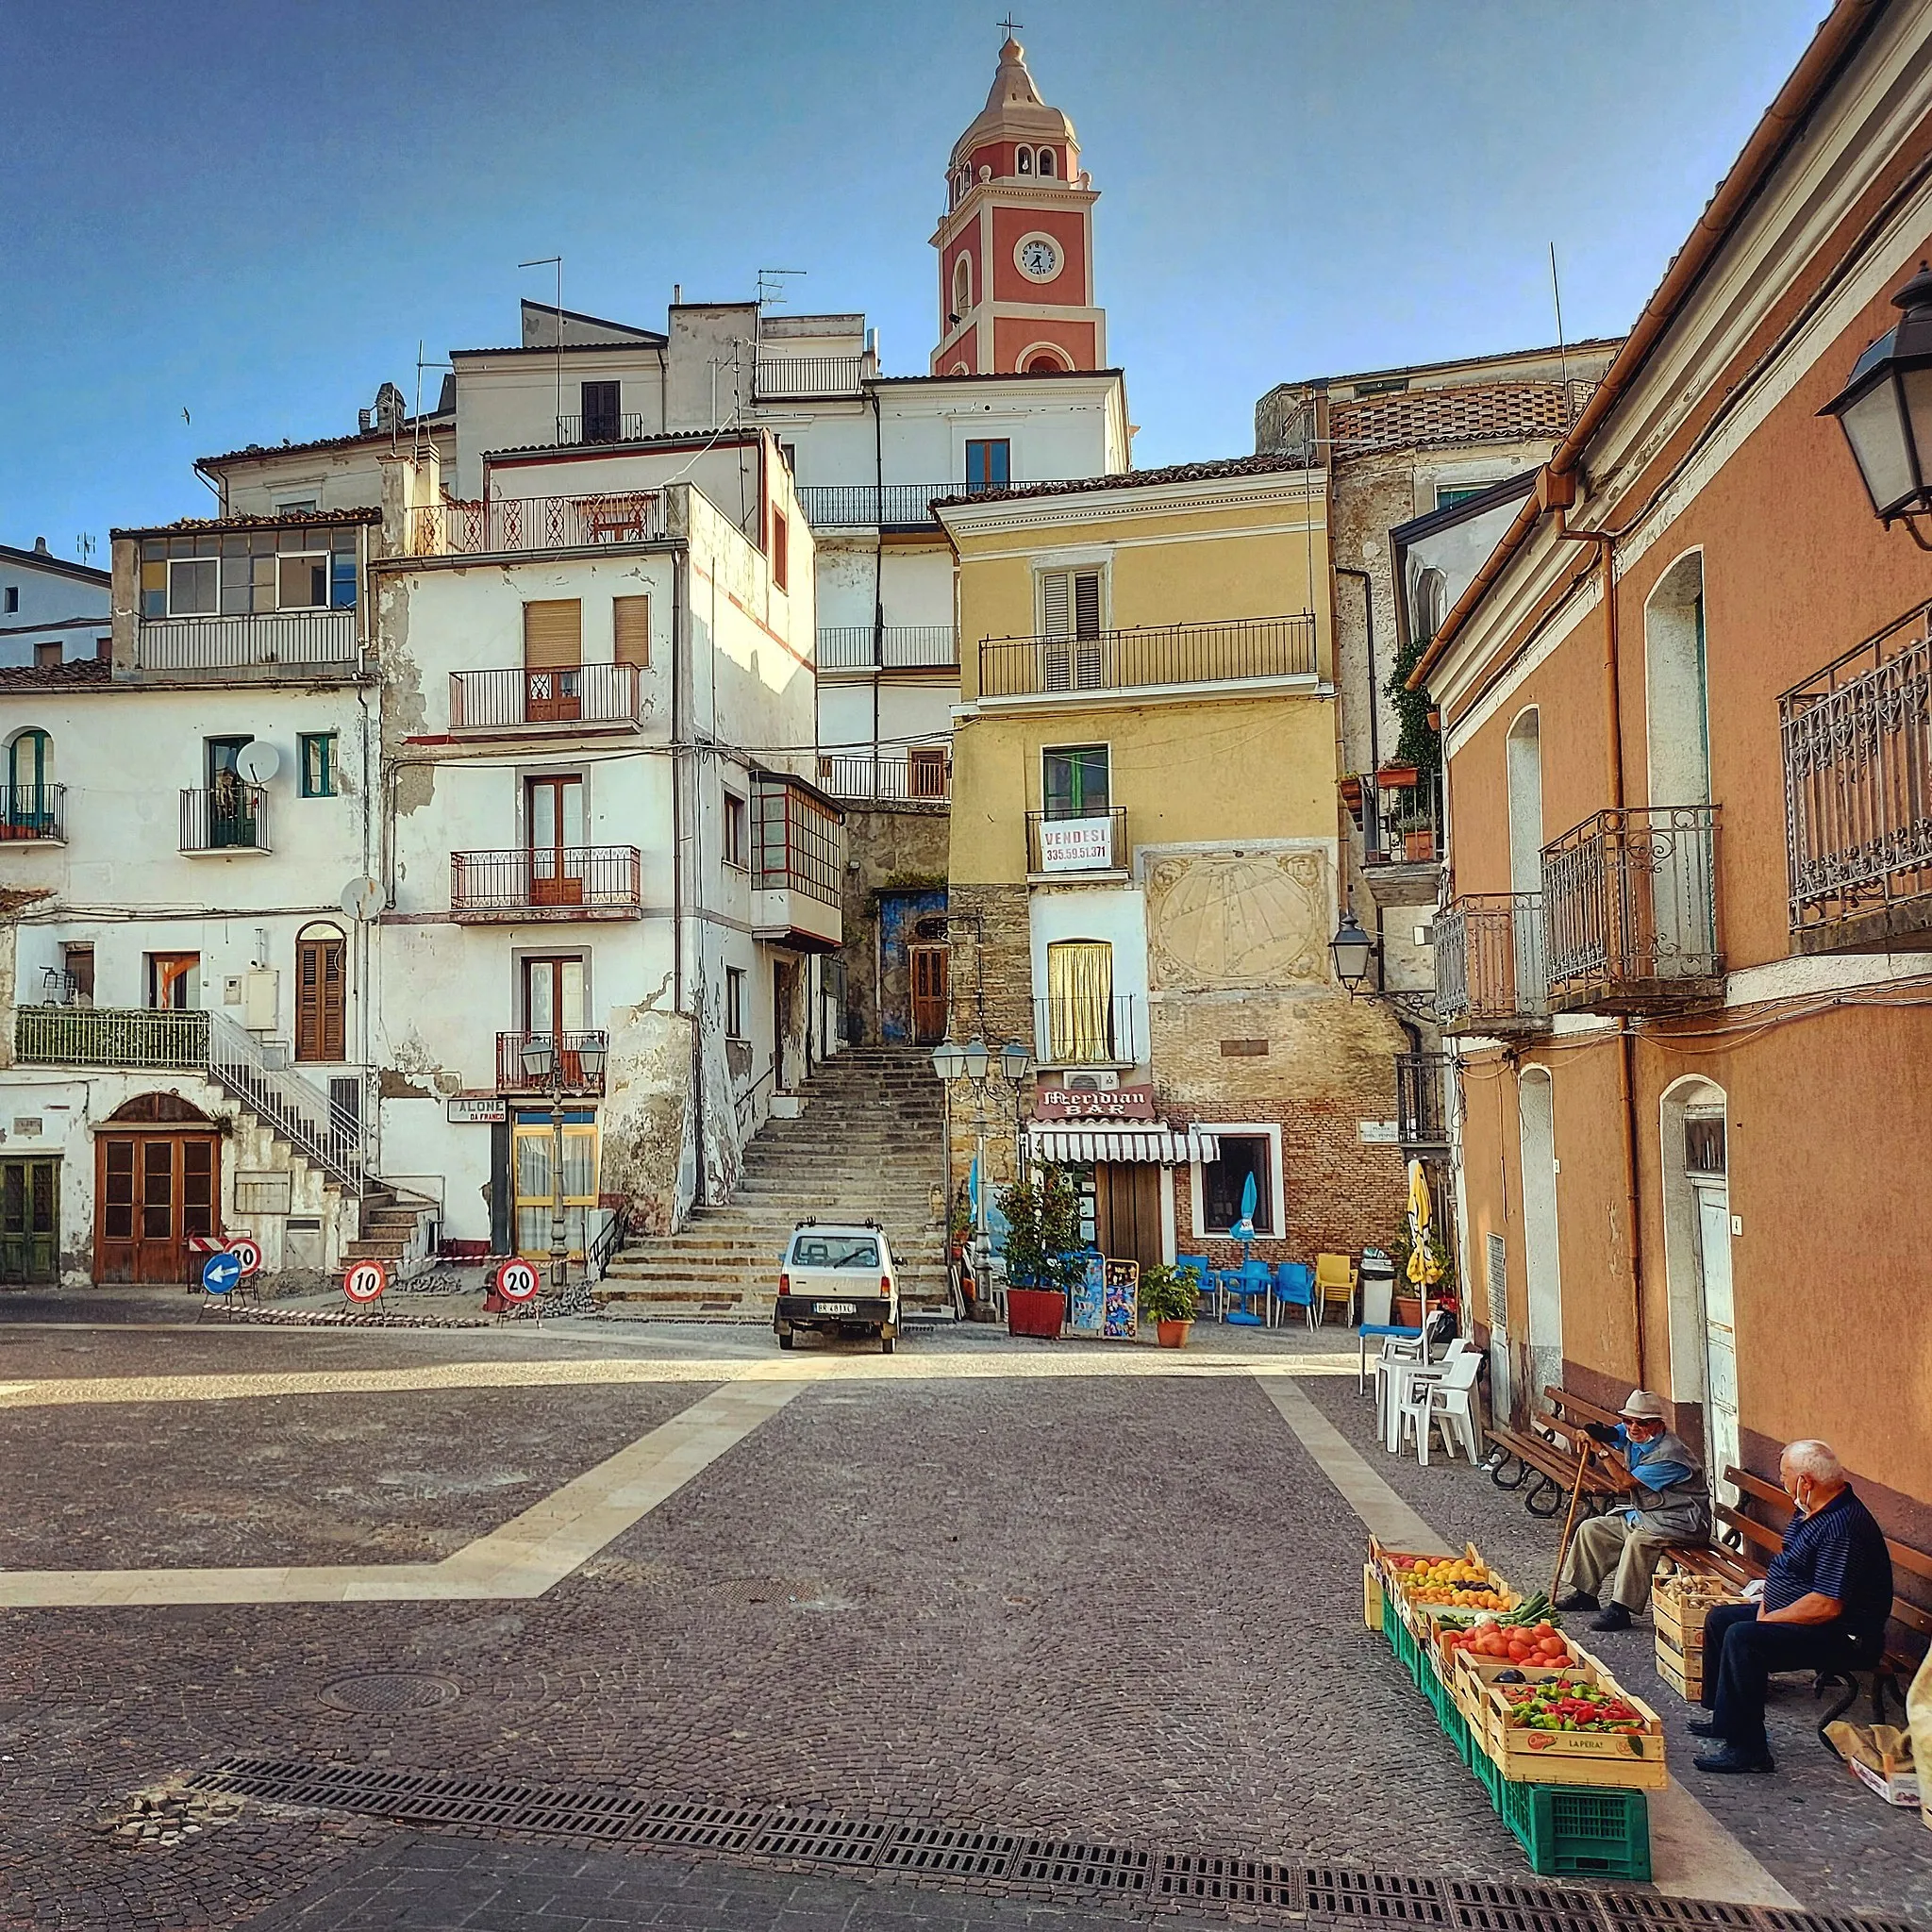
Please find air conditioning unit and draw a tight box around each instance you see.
[1062,1070,1120,1092]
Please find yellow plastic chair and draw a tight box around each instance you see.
[1313,1252,1359,1328]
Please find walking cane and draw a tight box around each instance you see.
[1551,1438,1596,1602]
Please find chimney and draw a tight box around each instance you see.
[674,284,682,306]
[33,537,48,555]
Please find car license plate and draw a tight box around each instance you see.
[814,1301,857,1316]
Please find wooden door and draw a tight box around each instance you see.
[95,1133,217,1282]
[907,746,947,799]
[0,1158,58,1283]
[909,944,948,1045]
[294,932,346,1062]
[1094,1161,1161,1271]
[527,775,585,905]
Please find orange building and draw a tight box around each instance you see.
[1414,0,1932,1544]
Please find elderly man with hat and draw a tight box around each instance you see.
[1555,1391,1710,1632]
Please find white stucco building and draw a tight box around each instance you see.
[0,539,110,671]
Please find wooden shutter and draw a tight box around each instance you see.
[772,512,789,591]
[1041,571,1071,638]
[612,595,650,668]
[523,600,582,671]
[295,936,345,1062]
[1073,570,1102,638]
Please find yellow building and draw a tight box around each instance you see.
[935,455,1407,1272]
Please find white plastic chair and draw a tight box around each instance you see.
[1398,1350,1483,1466]
[1374,1334,1470,1449]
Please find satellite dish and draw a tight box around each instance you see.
[340,876,384,921]
[234,741,280,785]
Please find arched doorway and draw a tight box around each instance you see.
[1516,1065,1563,1410]
[95,1092,219,1283]
[1659,1076,1737,1498]
[294,922,347,1062]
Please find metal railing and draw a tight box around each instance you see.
[136,610,359,675]
[17,1005,208,1070]
[816,750,952,804]
[181,784,269,853]
[1541,805,1722,1009]
[451,846,642,915]
[1025,808,1127,874]
[1434,893,1549,1031]
[816,625,959,671]
[1033,994,1141,1066]
[754,355,869,399]
[795,484,951,529]
[409,493,664,558]
[1395,1051,1454,1151]
[1355,771,1442,867]
[449,663,641,732]
[0,785,64,841]
[981,613,1319,699]
[553,412,648,446]
[206,1008,362,1190]
[496,1031,610,1093]
[1780,599,1932,935]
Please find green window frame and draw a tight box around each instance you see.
[1042,744,1108,819]
[298,732,337,798]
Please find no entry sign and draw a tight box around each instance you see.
[495,1257,540,1304]
[226,1234,263,1277]
[343,1258,388,1304]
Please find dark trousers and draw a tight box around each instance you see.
[1702,1601,1859,1754]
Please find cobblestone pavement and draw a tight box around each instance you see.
[0,1313,1922,1931]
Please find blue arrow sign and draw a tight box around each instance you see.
[202,1251,242,1296]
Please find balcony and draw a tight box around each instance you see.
[754,355,870,400]
[816,749,951,805]
[1780,599,1932,952]
[409,493,664,558]
[554,412,649,446]
[1350,770,1443,908]
[181,785,270,855]
[449,664,641,734]
[0,786,64,844]
[752,774,843,951]
[980,614,1318,702]
[1033,994,1142,1068]
[135,610,360,679]
[816,625,959,672]
[1541,806,1723,1014]
[795,484,951,530]
[1026,808,1128,879]
[449,846,642,922]
[1395,1051,1453,1154]
[496,1031,608,1094]
[1434,893,1549,1035]
[17,1005,208,1071]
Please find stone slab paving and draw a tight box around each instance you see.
[1294,1370,1932,1922]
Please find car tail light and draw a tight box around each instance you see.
[880,1274,891,1296]
[779,1272,790,1294]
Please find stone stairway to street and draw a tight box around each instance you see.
[596,1046,950,1320]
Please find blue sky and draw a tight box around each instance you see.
[2,1,1825,559]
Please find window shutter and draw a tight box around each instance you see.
[772,512,789,591]
[523,600,582,671]
[612,596,650,668]
[1073,571,1102,638]
[1041,571,1071,638]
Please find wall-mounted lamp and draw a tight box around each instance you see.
[1821,261,1932,548]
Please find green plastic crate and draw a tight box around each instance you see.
[1497,1778,1651,1881]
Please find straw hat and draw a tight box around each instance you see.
[1618,1390,1666,1422]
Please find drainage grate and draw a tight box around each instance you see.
[1757,1918,1923,1932]
[1307,1870,1449,1924]
[633,1801,769,1853]
[751,1814,896,1867]
[877,1823,1017,1878]
[318,1673,461,1717]
[1012,1838,1152,1894]
[1158,1853,1302,1911]
[1593,1901,1761,1932]
[1445,1879,1605,1932]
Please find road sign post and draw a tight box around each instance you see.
[198,1249,242,1322]
[494,1256,540,1325]
[342,1258,387,1308]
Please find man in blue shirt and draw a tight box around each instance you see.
[1555,1391,1710,1632]
[1692,1439,1894,1774]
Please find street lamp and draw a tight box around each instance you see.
[962,1035,991,1081]
[930,1037,966,1082]
[1329,913,1378,997]
[520,1030,592,1293]
[1820,260,1932,547]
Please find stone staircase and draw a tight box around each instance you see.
[597,1046,950,1320]
[341,1186,441,1281]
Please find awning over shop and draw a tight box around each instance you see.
[1026,1124,1219,1165]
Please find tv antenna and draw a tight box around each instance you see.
[75,534,96,565]
[757,268,807,310]
[520,254,565,433]
[414,340,454,458]
[1550,242,1570,393]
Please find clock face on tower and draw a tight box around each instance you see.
[1016,234,1062,283]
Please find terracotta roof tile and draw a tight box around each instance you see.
[933,452,1309,508]
[0,658,110,691]
[112,508,381,540]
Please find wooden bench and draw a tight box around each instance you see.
[1482,1385,1641,1519]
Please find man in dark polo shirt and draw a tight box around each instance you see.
[1692,1439,1893,1774]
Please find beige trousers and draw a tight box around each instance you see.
[1558,1512,1677,1613]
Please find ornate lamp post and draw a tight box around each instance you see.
[1820,260,1932,547]
[930,1034,1032,1318]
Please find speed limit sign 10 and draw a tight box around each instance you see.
[495,1257,540,1304]
[343,1258,388,1304]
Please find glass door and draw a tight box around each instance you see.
[207,737,258,849]
[511,1109,597,1259]
[526,776,585,906]
[523,956,587,1080]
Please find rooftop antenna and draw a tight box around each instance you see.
[520,255,564,438]
[414,340,454,461]
[755,267,806,363]
[1550,242,1571,400]
[75,534,96,565]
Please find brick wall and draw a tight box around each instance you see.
[941,882,1032,1198]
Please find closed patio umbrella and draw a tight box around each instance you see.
[1406,1158,1442,1341]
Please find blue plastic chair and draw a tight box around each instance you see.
[1224,1257,1272,1326]
[1175,1253,1219,1320]
[1273,1260,1317,1332]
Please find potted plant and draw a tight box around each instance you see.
[1394,810,1437,862]
[1339,773,1364,815]
[1375,760,1420,791]
[1139,1262,1198,1348]
[1392,1225,1455,1328]
[997,1165,1081,1339]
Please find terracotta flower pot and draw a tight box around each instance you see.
[1376,763,1420,790]
[1007,1287,1066,1339]
[1339,776,1363,809]
[1156,1318,1192,1349]
[1392,1294,1424,1329]
[1404,829,1437,862]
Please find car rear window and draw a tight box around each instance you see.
[791,1233,880,1270]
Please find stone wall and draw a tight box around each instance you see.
[941,881,1032,1194]
[838,804,949,1045]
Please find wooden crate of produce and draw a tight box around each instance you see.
[1479,1674,1669,1790]
[1653,1637,1701,1701]
[1653,1570,1739,1653]
[1365,1562,1383,1632]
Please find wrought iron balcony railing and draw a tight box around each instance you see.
[1353,771,1443,869]
[135,609,360,676]
[1434,893,1549,1034]
[754,355,870,399]
[1033,994,1141,1067]
[981,614,1319,700]
[553,412,648,446]
[1541,805,1722,1012]
[1780,598,1932,944]
[0,785,64,842]
[1395,1050,1454,1152]
[409,493,664,558]
[496,1031,609,1093]
[1025,808,1127,875]
[794,484,952,529]
[816,750,952,804]
[181,784,269,853]
[816,625,959,672]
[450,846,642,917]
[17,1005,208,1070]
[449,663,641,732]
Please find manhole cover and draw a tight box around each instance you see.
[318,1673,460,1716]
[713,1578,836,1607]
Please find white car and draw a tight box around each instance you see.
[775,1220,899,1353]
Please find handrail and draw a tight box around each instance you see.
[205,1008,362,1191]
[981,613,1318,698]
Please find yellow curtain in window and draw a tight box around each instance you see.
[1046,941,1112,1062]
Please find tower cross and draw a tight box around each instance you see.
[997,14,1023,36]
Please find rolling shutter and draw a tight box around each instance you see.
[523,600,582,671]
[612,595,650,668]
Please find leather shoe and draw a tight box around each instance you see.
[1589,1604,1634,1632]
[1554,1591,1598,1613]
[1693,1743,1775,1774]
[1686,1719,1723,1739]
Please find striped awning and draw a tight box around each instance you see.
[1026,1124,1220,1166]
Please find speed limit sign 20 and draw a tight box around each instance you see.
[495,1257,540,1304]
[343,1258,388,1304]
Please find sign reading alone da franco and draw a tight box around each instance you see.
[1034,815,1116,873]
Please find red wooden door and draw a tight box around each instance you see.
[95,1132,218,1282]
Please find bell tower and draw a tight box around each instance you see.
[930,36,1106,376]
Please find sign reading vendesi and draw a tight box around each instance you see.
[1035,815,1115,873]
